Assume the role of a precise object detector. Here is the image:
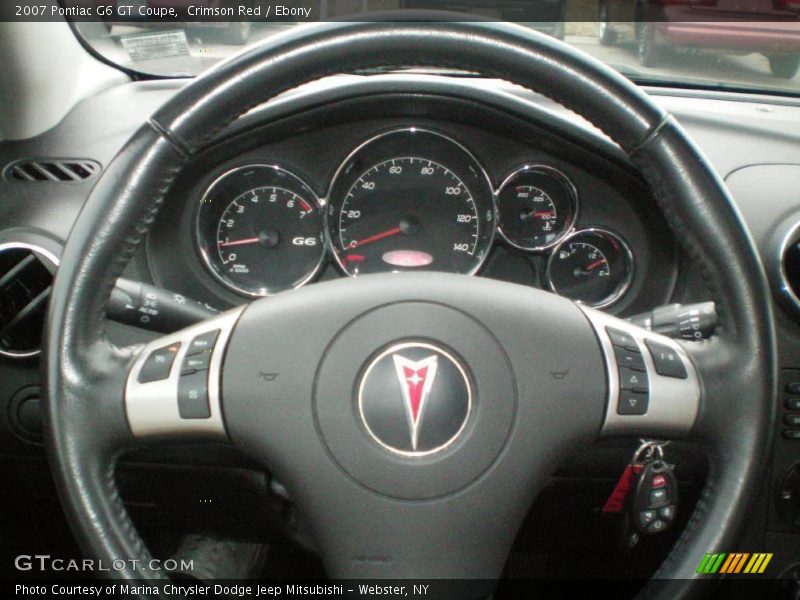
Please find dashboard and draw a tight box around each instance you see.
[192,128,633,308]
[3,71,800,578]
[144,83,678,317]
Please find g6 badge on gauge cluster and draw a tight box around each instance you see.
[195,165,324,297]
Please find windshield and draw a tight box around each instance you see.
[69,2,800,95]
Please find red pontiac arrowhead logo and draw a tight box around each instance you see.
[358,342,472,457]
[392,354,439,451]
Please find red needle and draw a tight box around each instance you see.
[347,226,402,250]
[219,237,260,248]
[587,258,607,271]
[521,210,554,221]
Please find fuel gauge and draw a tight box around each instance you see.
[546,228,633,308]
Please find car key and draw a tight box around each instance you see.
[629,446,679,535]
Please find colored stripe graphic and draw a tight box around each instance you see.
[697,552,772,575]
[744,553,773,574]
[719,553,748,574]
[696,554,726,574]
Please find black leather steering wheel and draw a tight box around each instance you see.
[45,22,775,598]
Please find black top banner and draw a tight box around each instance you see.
[0,0,799,23]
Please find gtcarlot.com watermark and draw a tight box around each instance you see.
[14,554,193,574]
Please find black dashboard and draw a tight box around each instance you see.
[2,72,800,578]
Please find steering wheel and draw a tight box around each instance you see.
[45,22,775,598]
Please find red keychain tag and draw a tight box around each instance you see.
[602,463,644,514]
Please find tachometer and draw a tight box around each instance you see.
[196,165,324,297]
[326,129,495,276]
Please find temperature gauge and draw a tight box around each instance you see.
[546,228,633,308]
[496,165,578,251]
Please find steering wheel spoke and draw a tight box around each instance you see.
[579,306,701,439]
[124,308,243,441]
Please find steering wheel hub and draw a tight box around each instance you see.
[357,340,473,457]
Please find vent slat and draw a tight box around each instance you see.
[50,162,81,181]
[29,162,61,182]
[11,165,37,181]
[0,253,36,294]
[0,245,56,357]
[58,164,83,181]
[4,159,100,183]
[0,287,50,341]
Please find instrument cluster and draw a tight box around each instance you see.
[194,127,634,309]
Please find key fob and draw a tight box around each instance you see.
[630,459,678,534]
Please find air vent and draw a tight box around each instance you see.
[4,159,100,182]
[0,243,58,358]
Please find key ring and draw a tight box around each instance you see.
[633,439,671,463]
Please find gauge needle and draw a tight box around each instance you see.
[586,258,607,271]
[347,226,403,250]
[521,210,554,222]
[219,237,260,248]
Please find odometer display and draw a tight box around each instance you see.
[327,129,495,276]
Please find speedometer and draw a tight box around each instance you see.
[326,129,495,276]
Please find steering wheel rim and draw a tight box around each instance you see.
[45,21,775,597]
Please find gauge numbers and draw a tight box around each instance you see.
[496,165,577,251]
[196,165,324,297]
[336,157,481,275]
[546,229,633,308]
[326,129,495,277]
[194,140,635,309]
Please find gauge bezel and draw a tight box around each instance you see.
[195,164,325,298]
[495,164,579,252]
[545,227,634,309]
[778,220,800,314]
[324,127,496,277]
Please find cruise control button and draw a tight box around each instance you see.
[787,398,800,411]
[178,371,210,419]
[787,382,800,395]
[783,429,800,440]
[618,391,648,415]
[182,351,212,374]
[614,346,645,371]
[137,343,180,383]
[606,327,638,351]
[188,330,219,355]
[644,339,687,379]
[619,367,649,392]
